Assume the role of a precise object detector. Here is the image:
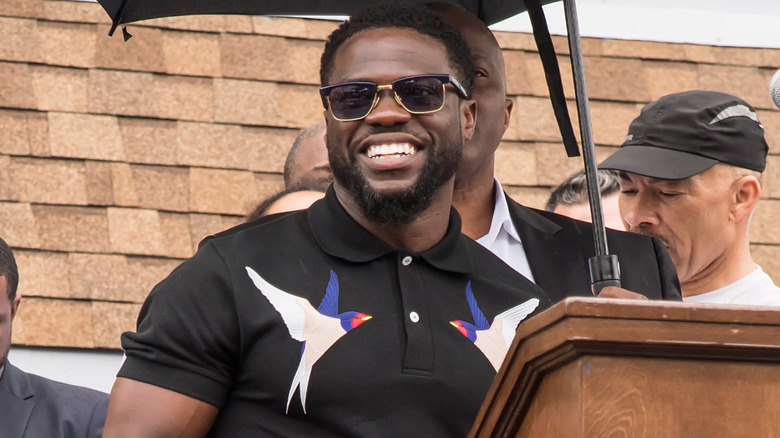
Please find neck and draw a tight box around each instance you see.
[452,174,496,240]
[682,241,756,297]
[334,181,455,253]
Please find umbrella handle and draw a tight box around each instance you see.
[589,255,622,296]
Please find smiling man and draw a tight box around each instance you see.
[104,6,551,437]
[601,90,780,305]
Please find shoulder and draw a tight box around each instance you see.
[26,372,109,406]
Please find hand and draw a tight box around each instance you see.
[597,286,649,300]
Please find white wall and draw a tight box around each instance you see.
[7,347,124,394]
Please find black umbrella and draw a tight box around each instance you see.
[95,0,621,293]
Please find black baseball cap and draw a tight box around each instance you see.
[599,90,768,179]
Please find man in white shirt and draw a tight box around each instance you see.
[601,90,780,306]
[430,3,681,302]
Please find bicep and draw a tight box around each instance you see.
[104,377,219,438]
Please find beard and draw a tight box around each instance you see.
[329,134,462,227]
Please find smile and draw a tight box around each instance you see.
[366,143,417,160]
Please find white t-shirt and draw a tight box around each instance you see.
[683,265,780,307]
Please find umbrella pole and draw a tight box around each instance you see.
[562,0,621,294]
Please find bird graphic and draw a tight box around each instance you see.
[245,266,371,414]
[450,282,539,371]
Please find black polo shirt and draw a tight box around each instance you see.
[119,188,551,437]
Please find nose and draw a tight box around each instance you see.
[621,192,659,231]
[364,89,411,127]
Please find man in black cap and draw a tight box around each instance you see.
[601,90,780,305]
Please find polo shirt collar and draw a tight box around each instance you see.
[308,186,473,274]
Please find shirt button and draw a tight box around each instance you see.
[402,256,413,266]
[409,311,420,323]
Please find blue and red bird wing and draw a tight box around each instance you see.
[465,281,490,331]
[317,270,339,317]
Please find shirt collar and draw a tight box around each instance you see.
[478,179,522,244]
[308,186,473,274]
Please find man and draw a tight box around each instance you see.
[600,90,780,305]
[245,186,326,220]
[0,237,108,438]
[283,120,332,190]
[429,3,680,302]
[545,168,625,230]
[103,6,551,437]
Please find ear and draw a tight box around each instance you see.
[729,175,761,223]
[461,99,477,143]
[10,295,20,320]
[503,97,513,133]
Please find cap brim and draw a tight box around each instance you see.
[599,146,718,179]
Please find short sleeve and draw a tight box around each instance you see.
[118,242,240,407]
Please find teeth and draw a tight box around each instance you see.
[366,143,417,159]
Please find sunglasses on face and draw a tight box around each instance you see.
[319,74,469,122]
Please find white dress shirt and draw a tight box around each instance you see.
[475,179,536,283]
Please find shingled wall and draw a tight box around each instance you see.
[2,0,779,351]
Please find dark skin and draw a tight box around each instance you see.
[433,5,646,301]
[103,28,476,437]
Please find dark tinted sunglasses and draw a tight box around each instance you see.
[319,74,469,122]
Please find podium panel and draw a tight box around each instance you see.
[471,298,780,437]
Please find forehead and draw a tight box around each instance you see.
[448,13,503,69]
[329,28,452,84]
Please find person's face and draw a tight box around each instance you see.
[618,166,737,284]
[324,28,475,225]
[0,276,21,366]
[553,193,626,230]
[288,132,332,190]
[436,7,512,186]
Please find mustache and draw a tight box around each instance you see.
[629,227,670,248]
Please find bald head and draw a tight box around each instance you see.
[429,3,513,189]
[284,121,332,190]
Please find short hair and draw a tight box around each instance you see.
[246,186,327,222]
[320,5,475,97]
[545,169,621,212]
[283,121,327,189]
[0,236,19,301]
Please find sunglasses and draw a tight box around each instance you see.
[319,74,469,122]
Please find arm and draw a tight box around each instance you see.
[104,378,219,438]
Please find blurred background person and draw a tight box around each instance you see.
[246,186,326,221]
[284,121,332,190]
[601,90,780,305]
[545,169,625,230]
[0,236,108,438]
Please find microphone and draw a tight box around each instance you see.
[771,68,780,109]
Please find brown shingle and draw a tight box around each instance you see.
[0,202,40,248]
[92,301,142,349]
[37,21,97,68]
[106,207,167,256]
[7,157,88,205]
[162,29,221,77]
[176,122,253,169]
[42,0,106,24]
[88,69,157,117]
[503,50,548,97]
[0,0,43,19]
[189,167,259,215]
[251,16,338,40]
[31,65,89,112]
[0,62,35,109]
[698,64,768,107]
[159,212,195,258]
[14,250,73,299]
[12,297,94,348]
[749,199,780,244]
[504,186,551,211]
[584,57,649,102]
[242,126,297,173]
[34,205,110,253]
[130,165,190,211]
[0,109,34,155]
[95,24,165,72]
[48,112,124,161]
[510,95,561,142]
[118,117,178,165]
[85,160,114,206]
[214,79,321,127]
[494,141,537,186]
[189,213,240,250]
[221,33,321,84]
[0,17,39,63]
[641,60,700,101]
[153,75,214,122]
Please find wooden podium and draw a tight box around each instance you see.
[470,297,780,437]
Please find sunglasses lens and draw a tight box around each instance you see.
[395,77,445,113]
[327,83,377,120]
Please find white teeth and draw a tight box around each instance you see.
[366,143,417,159]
